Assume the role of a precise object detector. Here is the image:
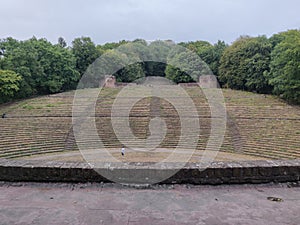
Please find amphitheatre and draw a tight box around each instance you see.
[0,76,299,184]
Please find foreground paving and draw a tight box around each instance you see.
[0,182,299,225]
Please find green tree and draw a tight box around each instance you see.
[208,40,228,76]
[0,37,80,97]
[145,40,173,77]
[180,40,212,58]
[165,65,194,83]
[37,40,80,93]
[57,37,67,48]
[96,40,169,79]
[0,37,42,97]
[143,61,166,77]
[0,70,21,103]
[165,47,210,83]
[81,49,131,88]
[110,43,147,82]
[98,40,129,51]
[96,40,129,57]
[219,36,272,93]
[179,40,227,77]
[266,30,300,104]
[115,62,145,82]
[72,37,101,75]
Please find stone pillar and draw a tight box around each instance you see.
[103,75,116,88]
[199,75,220,88]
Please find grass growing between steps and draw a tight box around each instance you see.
[0,86,299,161]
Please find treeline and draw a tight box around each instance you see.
[219,30,300,104]
[0,29,299,104]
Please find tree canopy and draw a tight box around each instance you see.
[0,29,299,105]
[0,37,80,98]
[266,30,300,104]
[179,40,227,76]
[219,36,272,93]
[0,70,21,103]
[71,37,101,76]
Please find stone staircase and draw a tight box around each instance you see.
[0,86,299,160]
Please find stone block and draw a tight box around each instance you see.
[199,75,220,88]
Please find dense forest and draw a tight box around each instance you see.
[0,29,299,104]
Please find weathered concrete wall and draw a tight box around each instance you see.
[0,159,299,184]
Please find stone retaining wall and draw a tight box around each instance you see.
[0,159,299,185]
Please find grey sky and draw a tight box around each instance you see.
[1,0,299,45]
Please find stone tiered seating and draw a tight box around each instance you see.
[0,86,299,160]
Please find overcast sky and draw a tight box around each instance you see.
[1,0,299,45]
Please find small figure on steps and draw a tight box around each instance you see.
[121,145,125,156]
[2,113,6,118]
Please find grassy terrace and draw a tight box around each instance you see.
[0,86,299,162]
